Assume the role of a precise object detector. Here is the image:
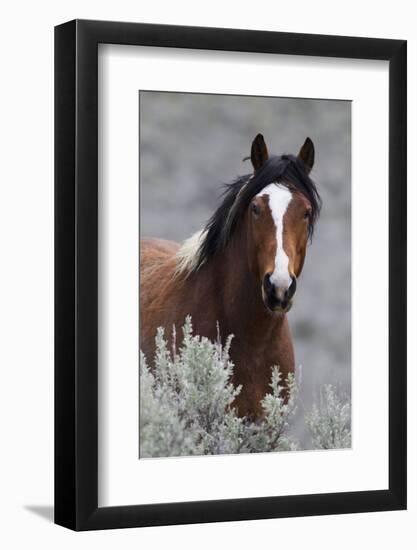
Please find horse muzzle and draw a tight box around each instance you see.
[262,273,297,313]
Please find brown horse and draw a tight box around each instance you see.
[140,134,321,418]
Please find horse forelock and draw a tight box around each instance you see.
[176,154,321,275]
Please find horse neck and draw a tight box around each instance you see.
[203,227,286,344]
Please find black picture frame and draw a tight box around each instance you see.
[55,19,407,531]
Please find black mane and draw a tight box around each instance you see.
[194,154,321,272]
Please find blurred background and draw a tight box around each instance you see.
[139,91,351,447]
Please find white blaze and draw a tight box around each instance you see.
[257,183,293,294]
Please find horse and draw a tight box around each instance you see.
[140,134,321,418]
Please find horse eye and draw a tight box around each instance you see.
[251,202,260,217]
[304,209,311,220]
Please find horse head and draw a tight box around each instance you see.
[246,134,318,313]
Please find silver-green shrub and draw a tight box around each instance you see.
[305,384,351,450]
[139,317,350,457]
[140,317,298,457]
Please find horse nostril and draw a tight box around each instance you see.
[263,274,296,310]
[286,276,297,300]
[263,273,273,292]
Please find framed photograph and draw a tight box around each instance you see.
[55,19,406,530]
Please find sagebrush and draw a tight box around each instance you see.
[305,384,351,449]
[139,317,350,457]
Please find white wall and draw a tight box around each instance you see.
[0,1,414,547]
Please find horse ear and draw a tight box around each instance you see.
[298,137,315,174]
[251,134,269,171]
